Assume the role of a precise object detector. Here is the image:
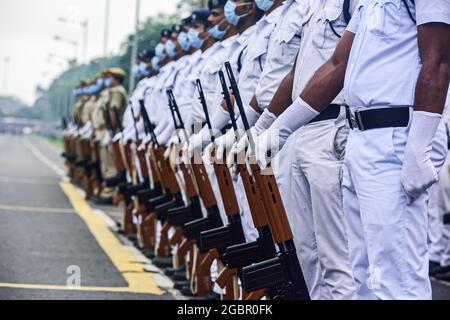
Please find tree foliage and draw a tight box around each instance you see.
[34,0,204,123]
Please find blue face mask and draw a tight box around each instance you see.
[225,1,251,26]
[96,78,104,88]
[178,32,191,52]
[255,0,273,11]
[139,62,150,77]
[166,40,177,58]
[155,43,166,60]
[151,56,160,72]
[104,79,112,88]
[188,29,205,49]
[90,78,103,94]
[132,64,141,78]
[209,20,229,40]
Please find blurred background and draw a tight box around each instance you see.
[0,0,207,141]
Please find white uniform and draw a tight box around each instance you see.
[146,61,176,132]
[229,7,283,243]
[429,89,450,268]
[254,0,313,110]
[275,0,358,300]
[343,0,450,299]
[191,36,238,129]
[155,56,192,144]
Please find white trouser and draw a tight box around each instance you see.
[234,175,259,242]
[275,115,356,300]
[434,152,450,267]
[428,183,446,263]
[343,121,447,300]
[203,154,226,294]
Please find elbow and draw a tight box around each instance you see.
[421,53,450,85]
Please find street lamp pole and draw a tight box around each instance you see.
[104,0,111,56]
[57,17,88,63]
[129,0,140,92]
[81,20,88,63]
[2,57,10,95]
[54,35,79,63]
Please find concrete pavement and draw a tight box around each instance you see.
[0,134,173,300]
[0,133,449,300]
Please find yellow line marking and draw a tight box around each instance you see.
[0,204,75,214]
[59,181,163,295]
[0,283,131,293]
[0,176,57,185]
[0,183,163,295]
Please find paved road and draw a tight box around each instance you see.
[0,134,172,300]
[0,134,449,300]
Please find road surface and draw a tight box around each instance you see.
[0,134,449,300]
[0,134,173,300]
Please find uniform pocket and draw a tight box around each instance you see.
[334,124,350,161]
[274,31,301,58]
[366,0,402,37]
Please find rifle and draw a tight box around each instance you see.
[165,88,225,296]
[196,76,247,300]
[224,61,310,300]
[102,107,127,172]
[164,90,210,263]
[200,74,247,250]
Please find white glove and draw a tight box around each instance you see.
[82,126,93,139]
[187,126,212,158]
[227,109,277,168]
[123,128,137,143]
[236,104,261,129]
[401,111,441,202]
[210,105,232,131]
[254,97,319,169]
[138,134,151,151]
[207,129,238,163]
[102,133,112,147]
[113,132,123,143]
[157,122,175,146]
[168,134,181,147]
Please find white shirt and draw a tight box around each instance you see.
[236,6,283,111]
[185,45,218,130]
[121,77,155,140]
[145,61,176,130]
[172,50,203,128]
[292,0,359,105]
[254,0,314,110]
[191,35,238,127]
[344,0,450,111]
[211,25,258,115]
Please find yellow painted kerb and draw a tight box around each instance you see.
[58,181,163,295]
[0,181,163,295]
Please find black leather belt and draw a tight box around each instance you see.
[346,107,410,131]
[309,104,342,124]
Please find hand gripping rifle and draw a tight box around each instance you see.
[224,61,310,300]
[102,106,127,173]
[135,98,170,251]
[135,96,184,258]
[209,72,277,299]
[195,77,248,299]
[194,78,246,256]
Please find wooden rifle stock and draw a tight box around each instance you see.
[112,141,127,172]
[156,221,172,257]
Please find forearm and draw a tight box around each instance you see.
[267,69,295,117]
[300,31,355,111]
[414,23,450,114]
[300,63,346,112]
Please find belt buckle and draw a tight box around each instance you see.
[348,112,358,130]
[354,111,365,131]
